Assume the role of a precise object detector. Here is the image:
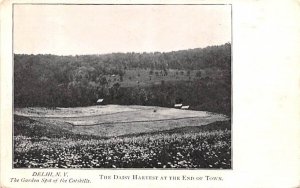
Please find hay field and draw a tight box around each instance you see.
[14,105,231,168]
[14,105,228,137]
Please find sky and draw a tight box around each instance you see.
[14,5,231,55]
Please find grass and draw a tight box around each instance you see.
[14,129,231,169]
[15,105,228,137]
[13,105,231,169]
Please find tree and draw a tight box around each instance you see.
[187,70,191,76]
[149,69,153,75]
[13,43,231,109]
[163,67,168,76]
[196,71,202,77]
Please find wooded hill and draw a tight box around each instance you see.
[14,43,231,115]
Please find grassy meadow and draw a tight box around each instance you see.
[14,106,231,169]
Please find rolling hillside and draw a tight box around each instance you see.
[14,43,231,115]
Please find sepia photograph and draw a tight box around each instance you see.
[13,4,232,169]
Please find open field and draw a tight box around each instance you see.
[108,68,227,88]
[14,116,231,169]
[14,105,231,169]
[14,129,231,169]
[15,105,228,137]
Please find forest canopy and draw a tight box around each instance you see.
[14,43,231,115]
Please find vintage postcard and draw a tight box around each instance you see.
[0,0,299,188]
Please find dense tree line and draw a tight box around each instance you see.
[14,43,231,115]
[15,43,230,71]
[105,78,231,115]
